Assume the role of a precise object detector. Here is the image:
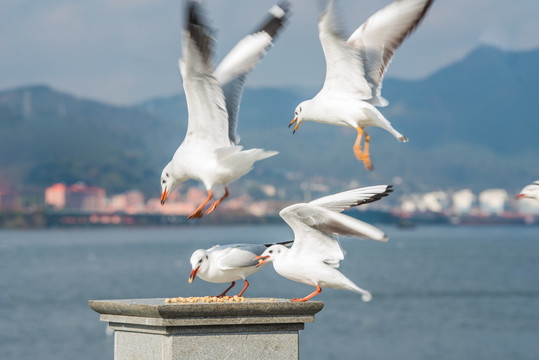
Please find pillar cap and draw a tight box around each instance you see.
[89,298,324,320]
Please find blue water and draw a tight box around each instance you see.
[1,225,538,359]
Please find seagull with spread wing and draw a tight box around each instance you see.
[289,0,433,170]
[161,1,289,218]
[256,185,393,302]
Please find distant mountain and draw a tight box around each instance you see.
[383,46,539,152]
[0,85,172,195]
[1,46,538,198]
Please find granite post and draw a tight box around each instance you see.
[89,298,324,360]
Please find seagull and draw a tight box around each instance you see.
[289,0,434,171]
[189,242,292,297]
[517,180,539,200]
[256,185,393,302]
[161,1,290,219]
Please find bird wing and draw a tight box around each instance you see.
[279,186,392,266]
[309,185,393,212]
[346,0,433,106]
[214,2,290,145]
[318,0,372,98]
[213,244,267,270]
[280,203,388,267]
[280,203,346,267]
[179,1,230,146]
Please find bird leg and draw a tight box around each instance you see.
[291,285,322,302]
[205,187,230,215]
[236,279,249,297]
[353,127,373,171]
[217,281,236,297]
[363,130,373,171]
[187,190,213,219]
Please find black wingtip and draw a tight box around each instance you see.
[185,0,214,64]
[255,1,291,38]
[379,185,394,199]
[353,184,395,207]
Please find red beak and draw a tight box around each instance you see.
[161,186,168,205]
[189,266,200,283]
[255,255,269,268]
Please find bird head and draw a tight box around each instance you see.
[517,181,539,200]
[160,162,184,205]
[290,102,307,134]
[189,249,209,283]
[255,244,285,267]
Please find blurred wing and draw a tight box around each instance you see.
[347,0,433,106]
[318,0,371,98]
[309,185,393,212]
[180,1,229,145]
[214,2,290,144]
[215,244,267,270]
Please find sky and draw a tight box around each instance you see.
[1,0,538,105]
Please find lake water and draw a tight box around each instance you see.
[1,225,538,359]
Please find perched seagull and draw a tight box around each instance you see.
[517,180,539,200]
[289,0,434,171]
[189,242,292,297]
[256,185,393,302]
[161,1,290,218]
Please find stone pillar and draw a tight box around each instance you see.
[89,298,324,360]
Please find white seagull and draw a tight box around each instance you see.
[289,0,434,171]
[161,1,290,218]
[256,185,393,302]
[517,180,539,200]
[189,242,292,297]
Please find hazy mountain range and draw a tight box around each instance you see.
[1,45,537,199]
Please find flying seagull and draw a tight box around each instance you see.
[289,0,433,170]
[161,1,290,218]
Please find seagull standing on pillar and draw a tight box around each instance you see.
[189,242,291,297]
[161,1,290,218]
[256,185,393,302]
[289,0,434,170]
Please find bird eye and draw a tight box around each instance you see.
[162,179,166,184]
[205,255,208,260]
[166,173,169,177]
[295,111,298,116]
[299,106,302,112]
[269,250,273,254]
